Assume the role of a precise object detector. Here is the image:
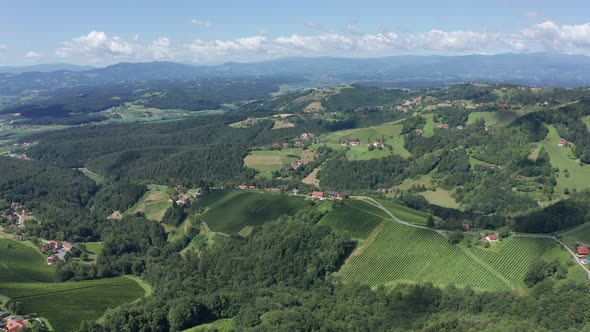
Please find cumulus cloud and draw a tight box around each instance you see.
[24,51,42,61]
[522,21,590,51]
[56,31,174,63]
[0,44,6,51]
[404,30,498,51]
[191,18,213,28]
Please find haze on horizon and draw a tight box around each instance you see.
[1,0,590,66]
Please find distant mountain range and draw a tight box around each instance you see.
[2,53,590,94]
[0,63,94,74]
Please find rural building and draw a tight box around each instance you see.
[282,142,289,148]
[436,124,449,129]
[294,141,302,147]
[336,193,348,200]
[415,128,424,135]
[372,141,385,148]
[249,185,256,189]
[485,234,498,242]
[462,224,470,231]
[62,242,75,252]
[0,312,9,319]
[238,185,247,190]
[515,175,524,180]
[311,191,324,200]
[290,162,302,170]
[47,254,60,265]
[272,142,280,148]
[6,317,26,332]
[42,240,61,251]
[558,139,569,147]
[577,245,589,257]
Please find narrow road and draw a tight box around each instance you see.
[555,238,590,280]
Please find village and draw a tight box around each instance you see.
[0,314,28,332]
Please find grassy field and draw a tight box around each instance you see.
[196,190,309,234]
[0,239,55,282]
[84,241,104,261]
[78,168,107,186]
[390,175,461,209]
[562,224,590,249]
[542,125,590,194]
[467,111,498,127]
[125,184,174,221]
[319,200,387,239]
[244,148,304,178]
[184,318,234,332]
[422,113,435,137]
[0,277,144,332]
[320,123,403,145]
[375,199,429,225]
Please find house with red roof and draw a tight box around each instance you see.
[47,254,60,265]
[577,245,589,257]
[558,139,568,147]
[272,142,280,148]
[62,241,74,252]
[6,317,26,332]
[485,234,498,242]
[310,191,324,200]
[336,193,347,200]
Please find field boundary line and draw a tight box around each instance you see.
[457,246,515,290]
[8,281,131,300]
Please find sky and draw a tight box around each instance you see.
[1,0,590,66]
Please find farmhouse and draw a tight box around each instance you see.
[282,142,289,148]
[436,124,449,129]
[249,185,256,189]
[272,142,280,148]
[42,240,61,251]
[290,161,303,170]
[336,193,348,200]
[558,139,568,147]
[577,245,589,257]
[6,317,26,332]
[485,234,498,242]
[372,141,385,148]
[62,241,75,252]
[47,254,60,265]
[238,185,248,190]
[310,191,324,200]
[415,128,424,135]
[294,141,302,147]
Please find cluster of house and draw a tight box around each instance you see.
[300,132,315,140]
[341,139,361,146]
[310,191,348,200]
[42,240,75,265]
[237,185,281,192]
[558,139,569,147]
[272,141,303,148]
[0,124,40,132]
[0,312,26,332]
[371,140,385,148]
[394,96,422,111]
[170,187,202,206]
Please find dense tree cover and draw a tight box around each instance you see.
[90,182,148,218]
[0,157,100,241]
[318,153,410,190]
[162,203,187,227]
[322,85,407,112]
[68,216,590,332]
[401,115,426,134]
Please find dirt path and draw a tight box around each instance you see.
[344,222,384,265]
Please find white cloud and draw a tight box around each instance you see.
[147,37,174,60]
[405,30,498,51]
[522,21,590,51]
[191,18,213,28]
[56,31,175,63]
[24,51,42,61]
[523,11,541,19]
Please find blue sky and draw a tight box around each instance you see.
[1,0,590,66]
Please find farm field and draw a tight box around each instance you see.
[0,239,55,283]
[320,123,403,145]
[561,223,590,250]
[542,125,590,193]
[0,277,145,332]
[244,148,304,178]
[338,219,573,291]
[467,111,498,127]
[422,113,435,136]
[196,190,308,234]
[0,238,145,331]
[319,200,387,239]
[390,175,460,209]
[125,184,174,221]
[84,241,104,261]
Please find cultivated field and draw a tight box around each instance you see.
[184,318,234,332]
[0,238,145,331]
[319,200,386,239]
[1,277,144,332]
[125,184,174,221]
[244,148,304,178]
[196,190,308,234]
[375,199,429,225]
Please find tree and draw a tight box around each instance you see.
[447,230,464,244]
[426,215,435,228]
[497,226,511,239]
[524,259,557,287]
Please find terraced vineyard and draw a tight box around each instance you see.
[334,201,571,291]
[470,237,555,287]
[319,200,385,239]
[339,221,512,290]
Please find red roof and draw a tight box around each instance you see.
[578,246,589,255]
[6,317,26,332]
[311,191,324,198]
[487,234,497,241]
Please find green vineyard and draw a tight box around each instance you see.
[330,200,569,291]
[319,200,385,239]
